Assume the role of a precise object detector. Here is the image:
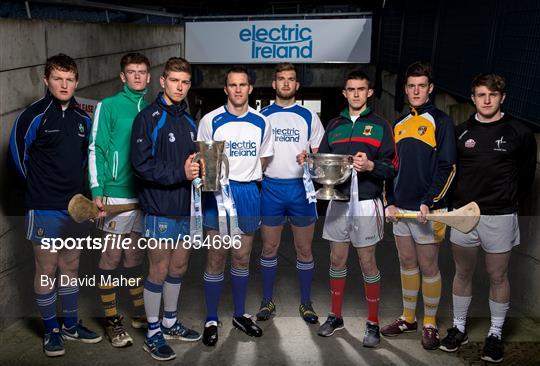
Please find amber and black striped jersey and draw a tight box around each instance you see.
[452,113,537,215]
[386,100,456,210]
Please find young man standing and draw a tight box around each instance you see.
[131,57,201,361]
[439,74,536,363]
[8,54,102,357]
[300,70,397,347]
[198,66,274,347]
[89,53,151,347]
[383,62,456,350]
[256,63,325,324]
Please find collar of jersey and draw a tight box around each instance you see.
[409,99,434,116]
[122,84,147,103]
[224,104,250,119]
[156,92,187,115]
[340,106,371,121]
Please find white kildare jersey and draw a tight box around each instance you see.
[261,103,324,179]
[198,105,273,182]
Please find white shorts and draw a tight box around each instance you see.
[450,213,520,253]
[392,208,447,244]
[323,198,384,248]
[97,197,142,235]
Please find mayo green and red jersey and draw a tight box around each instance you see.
[318,107,398,201]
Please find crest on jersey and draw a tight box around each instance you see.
[108,221,117,230]
[158,223,168,233]
[418,126,427,135]
[37,227,44,237]
[465,139,476,148]
[168,133,176,143]
[78,122,85,137]
[363,125,373,136]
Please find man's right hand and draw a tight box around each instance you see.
[385,204,399,223]
[94,196,107,218]
[296,149,308,166]
[185,153,200,180]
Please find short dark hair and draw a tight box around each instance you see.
[162,57,191,78]
[471,73,506,94]
[274,62,296,78]
[225,66,252,86]
[120,53,150,72]
[44,53,78,80]
[344,70,372,89]
[405,62,433,84]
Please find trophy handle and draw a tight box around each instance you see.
[193,152,203,177]
[347,155,354,170]
[221,153,229,180]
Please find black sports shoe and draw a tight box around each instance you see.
[233,315,263,337]
[256,299,276,321]
[318,315,344,337]
[439,326,468,352]
[299,303,318,324]
[202,321,219,347]
[481,334,504,363]
[362,322,380,348]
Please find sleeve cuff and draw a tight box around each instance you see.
[91,187,103,198]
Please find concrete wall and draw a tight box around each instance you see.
[0,18,184,329]
[371,68,540,318]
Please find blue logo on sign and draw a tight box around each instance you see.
[226,140,257,157]
[239,24,313,59]
[273,127,300,142]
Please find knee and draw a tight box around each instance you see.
[295,245,313,262]
[454,267,474,283]
[58,257,79,275]
[231,252,250,269]
[123,250,144,268]
[419,262,439,278]
[207,253,226,273]
[487,269,507,287]
[36,262,57,277]
[100,251,122,269]
[330,251,347,269]
[359,254,377,275]
[149,262,169,283]
[262,238,280,257]
[398,253,418,270]
[169,262,188,278]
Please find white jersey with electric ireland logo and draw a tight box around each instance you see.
[197,105,274,182]
[261,103,324,179]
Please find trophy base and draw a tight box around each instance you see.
[316,187,349,201]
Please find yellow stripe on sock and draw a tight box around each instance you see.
[129,286,144,296]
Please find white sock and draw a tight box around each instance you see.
[488,299,509,339]
[453,294,472,333]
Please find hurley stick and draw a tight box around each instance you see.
[68,193,139,223]
[394,202,480,234]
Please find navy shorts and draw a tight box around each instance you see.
[261,177,317,227]
[143,215,190,239]
[26,209,89,244]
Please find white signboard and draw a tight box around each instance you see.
[76,97,98,118]
[186,18,371,64]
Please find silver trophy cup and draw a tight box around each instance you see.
[194,141,229,192]
[306,153,353,200]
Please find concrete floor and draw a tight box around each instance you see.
[1,223,539,365]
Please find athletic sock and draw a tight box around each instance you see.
[143,280,163,338]
[488,299,509,339]
[231,267,249,317]
[97,268,118,318]
[400,267,420,323]
[453,294,472,333]
[260,256,278,302]
[204,272,224,322]
[422,271,442,327]
[58,284,79,329]
[329,267,347,318]
[162,275,182,328]
[35,289,59,333]
[363,271,381,324]
[297,259,315,305]
[123,264,145,317]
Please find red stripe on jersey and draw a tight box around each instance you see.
[332,137,382,147]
